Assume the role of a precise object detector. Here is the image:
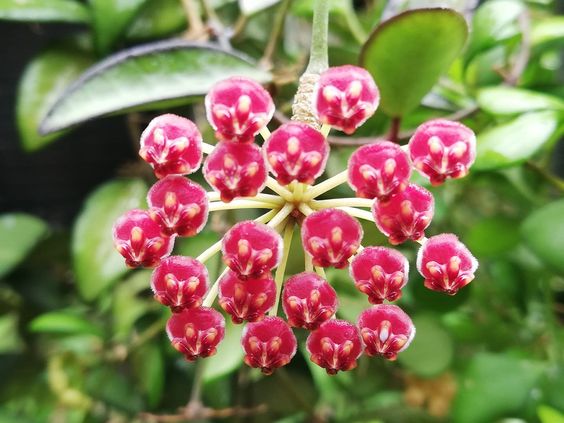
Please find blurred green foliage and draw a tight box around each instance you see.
[1,0,564,422]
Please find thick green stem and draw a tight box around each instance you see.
[306,0,329,74]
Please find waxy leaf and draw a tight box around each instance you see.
[29,311,103,337]
[0,0,89,23]
[474,111,560,170]
[72,179,147,300]
[522,199,564,275]
[531,16,564,48]
[477,86,564,116]
[90,0,148,54]
[126,0,186,40]
[40,41,271,134]
[360,8,467,117]
[17,46,94,151]
[0,213,48,278]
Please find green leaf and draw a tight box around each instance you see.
[29,311,103,337]
[453,353,544,423]
[16,46,94,151]
[72,179,147,301]
[360,8,467,117]
[477,86,564,116]
[538,405,564,423]
[133,344,164,407]
[521,199,564,275]
[239,0,279,16]
[465,216,521,257]
[126,0,186,40]
[464,0,524,65]
[397,314,453,377]
[203,319,244,382]
[0,213,48,278]
[0,314,24,353]
[531,16,564,48]
[89,0,148,54]
[474,111,561,171]
[40,41,271,134]
[0,0,89,23]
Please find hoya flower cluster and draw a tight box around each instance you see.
[113,65,478,375]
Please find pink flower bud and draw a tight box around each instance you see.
[350,247,409,304]
[147,176,208,237]
[205,77,274,144]
[372,183,434,244]
[113,209,174,268]
[301,208,362,268]
[306,319,363,374]
[282,272,338,330]
[139,114,203,179]
[357,304,415,360]
[313,65,379,134]
[263,122,329,185]
[166,307,225,361]
[241,316,297,375]
[151,256,208,312]
[416,234,478,295]
[218,270,276,323]
[347,141,411,200]
[408,119,476,186]
[222,221,282,279]
[203,142,267,202]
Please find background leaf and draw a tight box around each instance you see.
[477,86,564,116]
[239,0,280,16]
[89,0,148,54]
[360,8,467,117]
[126,0,186,40]
[72,179,147,301]
[0,0,89,23]
[474,111,561,170]
[521,199,564,275]
[203,319,244,382]
[0,213,47,278]
[29,311,103,337]
[16,46,94,151]
[40,41,272,134]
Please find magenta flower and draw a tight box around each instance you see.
[112,67,478,375]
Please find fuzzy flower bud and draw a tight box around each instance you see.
[357,304,415,360]
[166,307,225,361]
[313,65,379,134]
[306,319,363,374]
[372,183,434,244]
[350,247,409,304]
[416,234,478,295]
[205,77,274,143]
[151,256,208,312]
[203,142,267,202]
[282,272,338,330]
[139,114,203,179]
[241,316,297,375]
[301,208,362,268]
[113,209,174,268]
[348,141,411,200]
[222,221,282,279]
[408,119,476,186]
[218,270,276,323]
[263,122,329,185]
[147,176,208,237]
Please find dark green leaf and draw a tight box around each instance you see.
[16,46,94,151]
[133,344,164,407]
[464,0,524,65]
[40,41,271,134]
[203,319,244,382]
[397,314,453,377]
[465,216,521,257]
[72,179,147,300]
[89,0,148,54]
[0,0,89,23]
[126,0,186,40]
[360,8,468,117]
[29,311,103,337]
[0,314,24,353]
[0,213,48,278]
[521,199,564,275]
[453,353,544,423]
[474,111,561,171]
[477,86,564,116]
